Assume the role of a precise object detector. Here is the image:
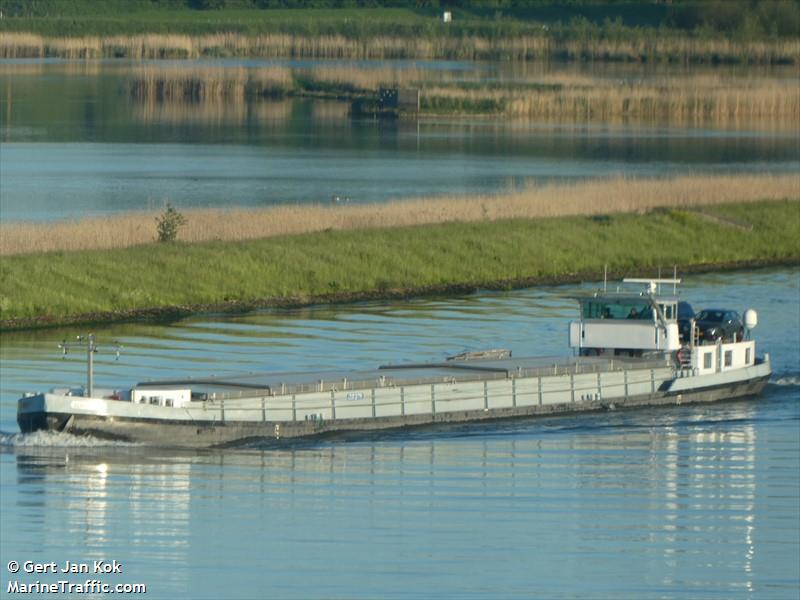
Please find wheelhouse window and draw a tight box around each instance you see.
[582,300,653,320]
[724,350,733,367]
[704,352,713,369]
[657,303,677,320]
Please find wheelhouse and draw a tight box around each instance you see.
[579,297,680,322]
[569,279,682,357]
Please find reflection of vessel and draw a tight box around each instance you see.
[17,279,771,448]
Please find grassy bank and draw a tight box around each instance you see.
[1,200,797,330]
[3,175,798,256]
[1,1,798,64]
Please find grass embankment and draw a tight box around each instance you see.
[1,2,798,63]
[124,65,800,126]
[3,175,798,256]
[1,200,797,330]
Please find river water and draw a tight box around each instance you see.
[1,268,798,599]
[1,59,799,221]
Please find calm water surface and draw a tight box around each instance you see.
[1,269,798,599]
[1,59,798,221]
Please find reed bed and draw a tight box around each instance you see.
[128,66,294,103]
[556,37,800,65]
[122,66,800,127]
[303,65,445,91]
[3,175,797,257]
[2,32,798,64]
[422,74,800,125]
[125,64,450,102]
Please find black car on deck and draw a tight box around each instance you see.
[693,308,745,343]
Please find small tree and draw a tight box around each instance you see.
[156,202,187,243]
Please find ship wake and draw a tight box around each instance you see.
[0,430,141,449]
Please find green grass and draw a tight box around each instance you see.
[4,16,797,63]
[420,95,505,115]
[0,7,429,37]
[1,200,798,328]
[2,1,797,60]
[3,1,798,40]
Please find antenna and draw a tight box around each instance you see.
[58,334,122,398]
[603,264,607,292]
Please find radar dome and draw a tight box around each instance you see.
[744,309,758,330]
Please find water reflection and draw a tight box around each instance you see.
[4,399,777,599]
[12,446,192,594]
[2,60,798,221]
[131,96,294,126]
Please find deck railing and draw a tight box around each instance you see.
[195,361,678,426]
[200,356,672,401]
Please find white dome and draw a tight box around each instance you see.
[744,309,758,330]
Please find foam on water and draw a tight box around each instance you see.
[0,429,140,448]
[771,375,800,387]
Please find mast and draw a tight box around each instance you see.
[59,334,121,398]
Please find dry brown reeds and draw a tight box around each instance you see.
[304,65,444,90]
[423,73,800,127]
[125,64,456,101]
[123,64,453,125]
[0,33,196,59]
[2,174,797,256]
[128,65,293,103]
[123,66,800,128]
[126,66,294,124]
[2,32,798,64]
[557,37,800,65]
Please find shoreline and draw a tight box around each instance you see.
[2,258,796,333]
[2,200,796,333]
[3,175,798,256]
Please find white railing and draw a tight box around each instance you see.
[199,358,671,404]
[198,364,673,425]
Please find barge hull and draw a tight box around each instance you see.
[18,374,770,448]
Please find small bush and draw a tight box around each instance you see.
[156,202,187,243]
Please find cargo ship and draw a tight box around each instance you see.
[17,279,772,447]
